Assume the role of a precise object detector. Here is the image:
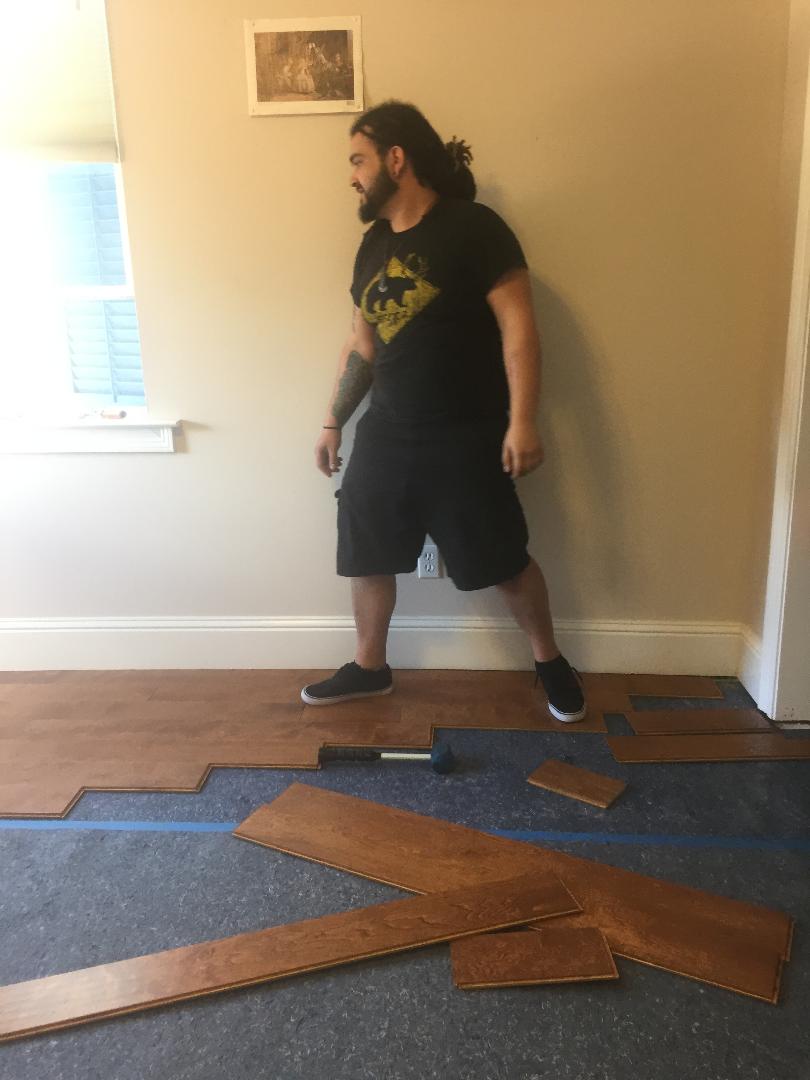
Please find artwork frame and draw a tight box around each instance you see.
[244,16,363,116]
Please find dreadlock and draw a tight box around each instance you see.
[350,101,476,201]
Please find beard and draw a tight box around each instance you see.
[357,166,399,223]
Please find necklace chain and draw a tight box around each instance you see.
[377,199,438,293]
[377,231,406,294]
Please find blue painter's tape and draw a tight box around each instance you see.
[0,820,236,833]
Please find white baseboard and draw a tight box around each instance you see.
[0,615,756,682]
[737,625,764,708]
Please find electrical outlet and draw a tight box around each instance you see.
[417,541,441,578]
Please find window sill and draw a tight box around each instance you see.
[0,416,181,454]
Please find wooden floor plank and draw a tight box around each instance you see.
[626,709,773,735]
[394,671,608,730]
[0,872,578,1043]
[0,669,743,815]
[621,674,724,698]
[0,669,609,816]
[527,759,627,808]
[451,927,618,988]
[609,733,810,763]
[0,775,87,818]
[0,672,61,685]
[234,784,791,1003]
[402,702,608,733]
[578,674,632,714]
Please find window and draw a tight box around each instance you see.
[0,158,145,416]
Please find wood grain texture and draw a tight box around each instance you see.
[608,733,810,763]
[626,709,773,735]
[0,669,735,815]
[0,668,611,816]
[451,927,618,988]
[0,872,577,1043]
[577,673,724,713]
[234,784,792,1003]
[527,759,627,808]
[617,674,724,698]
[402,702,608,733]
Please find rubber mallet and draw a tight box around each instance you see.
[319,740,456,774]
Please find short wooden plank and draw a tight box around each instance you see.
[527,759,626,808]
[234,784,792,1003]
[451,927,618,988]
[626,709,773,736]
[0,872,573,1043]
[622,674,724,698]
[577,673,724,711]
[608,732,810,763]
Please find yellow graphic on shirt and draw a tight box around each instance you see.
[360,254,441,344]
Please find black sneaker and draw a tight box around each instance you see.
[301,661,393,706]
[534,655,587,723]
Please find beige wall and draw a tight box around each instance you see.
[1,1,798,640]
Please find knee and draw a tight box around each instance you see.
[495,561,532,594]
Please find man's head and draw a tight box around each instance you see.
[348,101,476,222]
[349,130,400,224]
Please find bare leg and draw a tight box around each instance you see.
[495,557,560,663]
[352,575,396,669]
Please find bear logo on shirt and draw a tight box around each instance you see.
[360,254,441,344]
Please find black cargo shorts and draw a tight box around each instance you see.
[336,411,531,591]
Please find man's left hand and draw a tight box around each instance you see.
[502,420,544,478]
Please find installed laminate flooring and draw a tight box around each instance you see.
[450,927,618,988]
[0,669,728,816]
[0,872,578,1042]
[527,759,627,808]
[609,732,810,763]
[234,783,792,1003]
[626,709,774,735]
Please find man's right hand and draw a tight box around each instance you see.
[315,428,343,477]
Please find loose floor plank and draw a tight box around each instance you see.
[0,872,578,1043]
[626,709,773,736]
[608,732,810,763]
[234,784,791,1003]
[451,927,618,988]
[527,759,627,808]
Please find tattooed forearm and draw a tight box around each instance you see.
[332,350,373,426]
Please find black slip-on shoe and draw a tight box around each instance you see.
[301,661,394,706]
[534,655,587,723]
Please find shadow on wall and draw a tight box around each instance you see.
[523,274,631,619]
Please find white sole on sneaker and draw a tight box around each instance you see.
[300,684,394,706]
[547,702,588,723]
[544,667,587,723]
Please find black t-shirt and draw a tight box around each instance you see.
[350,197,527,424]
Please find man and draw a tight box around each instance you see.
[301,101,586,723]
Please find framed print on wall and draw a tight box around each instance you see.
[245,16,363,116]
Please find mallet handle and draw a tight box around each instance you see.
[378,752,430,762]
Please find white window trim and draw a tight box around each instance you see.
[0,413,181,454]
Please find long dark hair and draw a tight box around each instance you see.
[350,101,476,200]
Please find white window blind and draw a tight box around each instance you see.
[0,0,118,163]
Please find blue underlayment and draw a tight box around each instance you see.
[1,676,808,1080]
[2,819,810,854]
